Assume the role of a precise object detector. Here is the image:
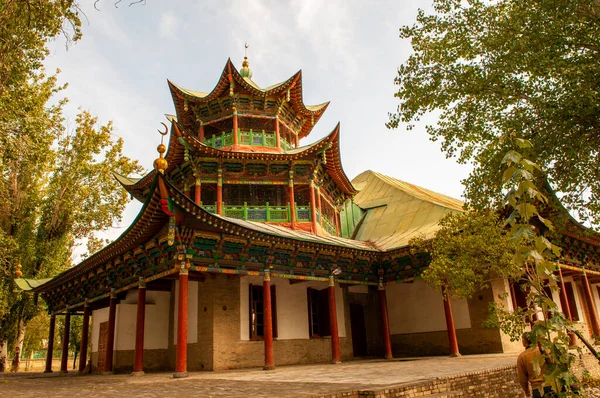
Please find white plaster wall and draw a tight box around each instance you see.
[386,278,471,334]
[91,307,109,353]
[90,290,171,353]
[173,280,199,344]
[114,304,136,350]
[491,278,523,353]
[240,276,346,340]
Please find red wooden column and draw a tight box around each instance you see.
[194,178,201,206]
[328,276,341,364]
[60,311,71,373]
[275,118,281,150]
[133,282,146,375]
[104,292,117,374]
[379,285,393,359]
[79,304,90,373]
[263,270,275,370]
[198,124,205,142]
[442,285,460,357]
[309,180,318,234]
[233,106,239,147]
[582,270,600,337]
[288,170,296,229]
[316,188,323,228]
[558,269,576,346]
[174,269,189,378]
[217,167,223,215]
[44,314,56,373]
[294,133,299,148]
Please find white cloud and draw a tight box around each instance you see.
[159,11,178,39]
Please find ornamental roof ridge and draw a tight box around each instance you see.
[168,59,329,139]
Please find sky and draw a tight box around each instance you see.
[44,0,472,258]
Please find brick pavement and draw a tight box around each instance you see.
[0,353,519,398]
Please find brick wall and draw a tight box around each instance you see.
[210,274,354,370]
[319,366,522,398]
[317,353,600,398]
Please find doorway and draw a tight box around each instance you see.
[350,303,368,357]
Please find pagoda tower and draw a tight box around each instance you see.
[118,57,357,236]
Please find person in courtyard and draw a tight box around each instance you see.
[517,332,554,397]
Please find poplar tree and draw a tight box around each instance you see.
[0,0,143,371]
[389,0,600,226]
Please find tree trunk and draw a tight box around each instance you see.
[72,349,78,370]
[25,351,33,371]
[10,319,25,373]
[0,339,7,372]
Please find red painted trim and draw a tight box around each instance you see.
[79,307,90,372]
[328,284,341,363]
[175,274,188,374]
[44,315,56,373]
[582,272,600,336]
[160,198,175,217]
[309,183,318,234]
[289,181,296,230]
[379,289,393,359]
[558,269,577,346]
[217,169,223,216]
[442,286,460,357]
[194,184,201,206]
[275,119,281,150]
[263,277,275,370]
[105,297,117,372]
[60,312,70,372]
[233,112,239,147]
[133,287,146,373]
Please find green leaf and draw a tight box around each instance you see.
[501,151,522,167]
[515,203,538,221]
[514,138,533,150]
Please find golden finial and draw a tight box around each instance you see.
[154,122,169,174]
[15,263,22,278]
[240,43,253,78]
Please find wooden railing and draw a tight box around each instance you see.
[203,130,292,150]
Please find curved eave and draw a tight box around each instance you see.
[165,178,377,254]
[169,59,329,136]
[113,173,141,196]
[320,124,358,196]
[543,180,600,246]
[177,121,342,164]
[33,177,168,293]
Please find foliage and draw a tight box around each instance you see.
[500,134,579,396]
[22,312,49,356]
[389,0,600,227]
[0,0,143,371]
[410,211,520,299]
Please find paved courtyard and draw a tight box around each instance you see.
[0,353,519,398]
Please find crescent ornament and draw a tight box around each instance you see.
[158,122,168,136]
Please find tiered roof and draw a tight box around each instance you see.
[168,59,328,139]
